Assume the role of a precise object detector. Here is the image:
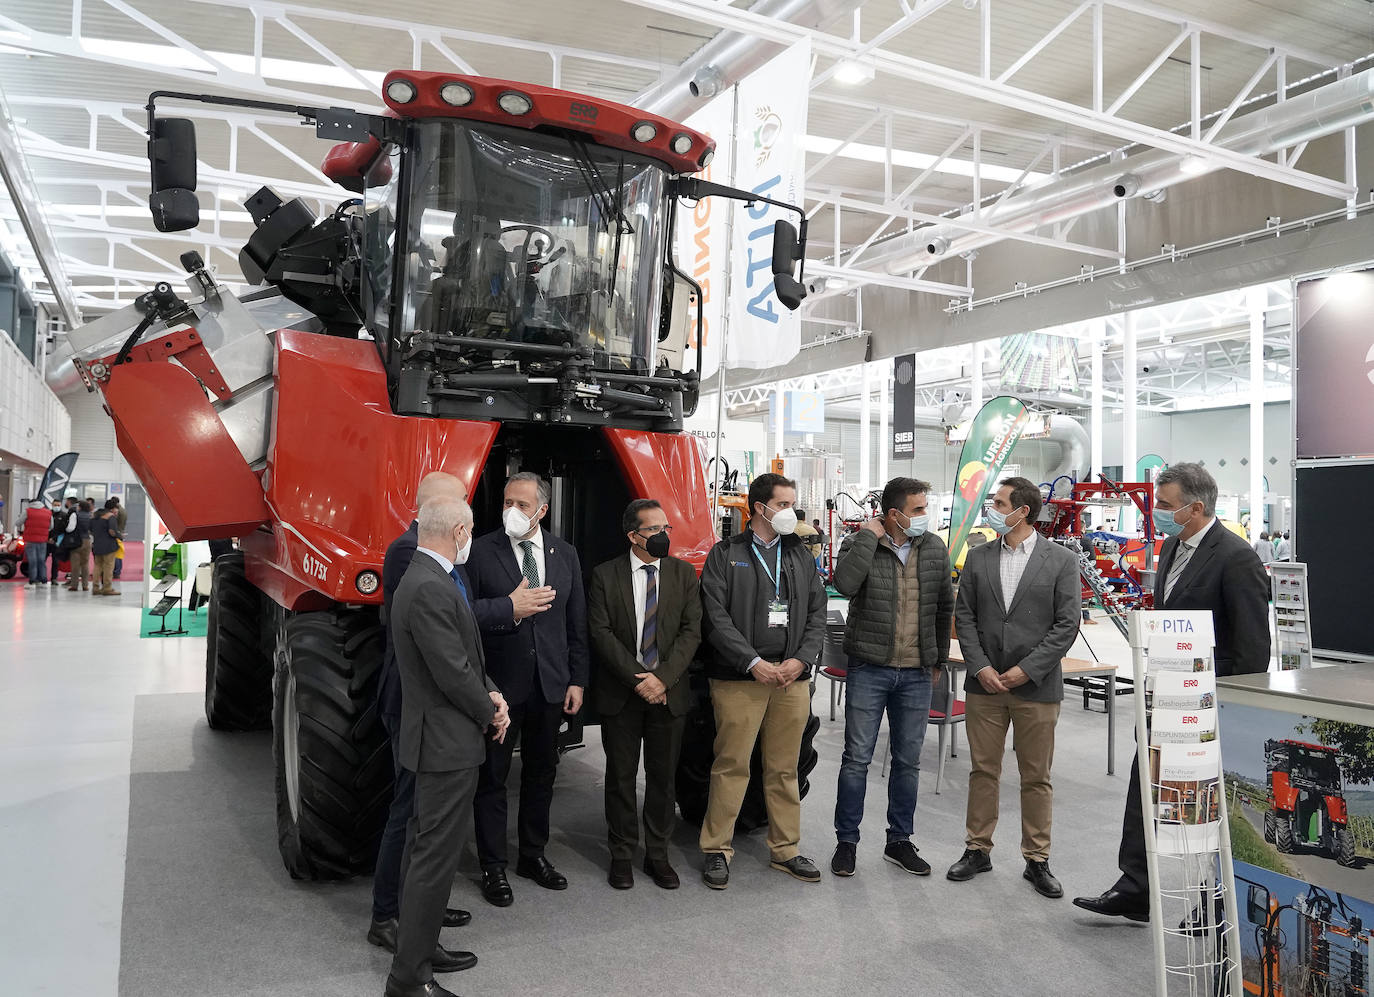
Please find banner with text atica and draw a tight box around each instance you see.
[946,396,1031,569]
[728,39,810,373]
[678,91,735,382]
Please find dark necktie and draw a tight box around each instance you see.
[448,566,470,605]
[519,540,540,587]
[640,564,658,671]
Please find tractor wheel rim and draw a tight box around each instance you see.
[284,671,301,823]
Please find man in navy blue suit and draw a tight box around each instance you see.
[465,471,590,906]
[367,471,554,957]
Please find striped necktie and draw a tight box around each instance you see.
[448,566,470,605]
[640,564,658,671]
[519,540,540,587]
[1163,543,1194,604]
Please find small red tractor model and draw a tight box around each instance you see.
[54,71,814,879]
[1263,739,1358,868]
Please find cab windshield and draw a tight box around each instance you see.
[388,119,667,374]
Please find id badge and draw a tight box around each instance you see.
[767,599,788,628]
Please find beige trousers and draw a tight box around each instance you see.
[964,692,1061,861]
[700,678,810,862]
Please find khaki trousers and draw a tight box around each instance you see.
[964,691,1060,861]
[700,678,809,863]
[93,552,118,591]
[70,540,92,586]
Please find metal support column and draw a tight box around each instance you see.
[1122,313,1138,533]
[1248,286,1266,535]
[1091,318,1104,482]
[877,364,889,485]
[859,362,872,492]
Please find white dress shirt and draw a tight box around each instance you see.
[629,551,662,666]
[417,546,455,575]
[998,528,1037,606]
[510,527,547,586]
[1164,517,1216,602]
[887,533,913,566]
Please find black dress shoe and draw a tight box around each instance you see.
[515,855,568,890]
[431,945,477,974]
[1024,860,1063,899]
[481,869,514,907]
[384,976,459,997]
[946,848,992,881]
[442,908,471,928]
[643,856,680,890]
[1072,888,1150,922]
[608,858,634,890]
[367,917,398,951]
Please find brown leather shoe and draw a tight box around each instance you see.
[643,856,680,890]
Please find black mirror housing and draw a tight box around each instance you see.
[148,117,200,231]
[771,219,807,310]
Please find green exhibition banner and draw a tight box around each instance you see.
[947,395,1032,570]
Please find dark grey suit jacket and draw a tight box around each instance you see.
[1155,520,1270,676]
[391,551,499,772]
[956,534,1082,703]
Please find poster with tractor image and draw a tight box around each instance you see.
[1221,701,1374,995]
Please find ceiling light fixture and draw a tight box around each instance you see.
[1179,155,1210,176]
[833,58,876,86]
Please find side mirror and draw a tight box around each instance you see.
[1246,884,1270,925]
[148,117,200,232]
[771,219,807,311]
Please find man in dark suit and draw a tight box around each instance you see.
[946,477,1080,899]
[385,497,510,997]
[465,471,590,906]
[1073,462,1270,922]
[369,472,554,954]
[588,499,703,890]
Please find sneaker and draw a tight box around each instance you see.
[946,848,993,881]
[702,852,729,890]
[770,855,822,883]
[830,841,856,877]
[883,840,932,876]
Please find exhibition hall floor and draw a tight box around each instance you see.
[2,585,1151,996]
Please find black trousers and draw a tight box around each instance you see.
[1114,743,1149,897]
[473,696,562,870]
[371,712,409,921]
[602,696,685,861]
[391,766,479,988]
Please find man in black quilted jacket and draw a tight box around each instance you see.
[829,476,953,878]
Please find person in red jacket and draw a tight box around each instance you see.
[22,500,53,585]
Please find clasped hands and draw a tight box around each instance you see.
[752,657,806,689]
[976,664,1029,694]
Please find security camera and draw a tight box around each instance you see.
[926,235,950,257]
[1141,365,1152,374]
[1112,174,1141,198]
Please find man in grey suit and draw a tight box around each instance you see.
[386,498,511,997]
[946,477,1081,900]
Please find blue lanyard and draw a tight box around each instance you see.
[752,541,783,599]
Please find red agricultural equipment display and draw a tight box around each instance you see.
[1242,878,1370,997]
[1263,739,1358,868]
[55,71,815,879]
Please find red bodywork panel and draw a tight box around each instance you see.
[103,361,271,540]
[380,71,714,175]
[603,428,714,573]
[242,330,498,611]
[321,135,389,190]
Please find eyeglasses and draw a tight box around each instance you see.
[637,525,673,535]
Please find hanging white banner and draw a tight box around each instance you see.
[676,92,735,382]
[728,39,810,372]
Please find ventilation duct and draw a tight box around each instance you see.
[1041,415,1091,493]
[637,0,867,121]
[858,68,1374,274]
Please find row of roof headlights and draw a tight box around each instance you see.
[383,78,714,168]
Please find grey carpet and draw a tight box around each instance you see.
[120,691,1153,996]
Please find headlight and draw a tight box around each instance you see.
[631,121,658,143]
[671,133,694,155]
[355,570,380,595]
[439,81,475,107]
[385,79,417,104]
[699,148,714,169]
[498,91,533,116]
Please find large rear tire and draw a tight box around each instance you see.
[204,553,272,731]
[272,605,392,880]
[1275,815,1294,853]
[1263,810,1276,844]
[1336,826,1357,867]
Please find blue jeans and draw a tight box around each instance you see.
[26,542,48,583]
[834,662,933,844]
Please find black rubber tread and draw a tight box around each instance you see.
[676,676,821,832]
[1263,810,1276,844]
[1275,815,1294,854]
[272,605,392,881]
[1336,826,1357,868]
[204,553,272,731]
[0,557,15,580]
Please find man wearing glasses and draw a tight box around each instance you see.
[587,500,702,890]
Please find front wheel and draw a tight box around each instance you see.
[1336,827,1357,867]
[204,553,272,731]
[272,605,392,880]
[1263,810,1276,844]
[1275,815,1294,853]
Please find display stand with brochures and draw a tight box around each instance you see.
[1270,561,1311,671]
[1128,609,1242,997]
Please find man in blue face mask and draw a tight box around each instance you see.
[829,476,954,879]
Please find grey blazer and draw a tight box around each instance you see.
[391,551,499,772]
[955,535,1081,703]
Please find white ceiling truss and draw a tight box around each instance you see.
[0,0,1369,336]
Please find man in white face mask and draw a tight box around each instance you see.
[829,477,953,879]
[465,471,590,906]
